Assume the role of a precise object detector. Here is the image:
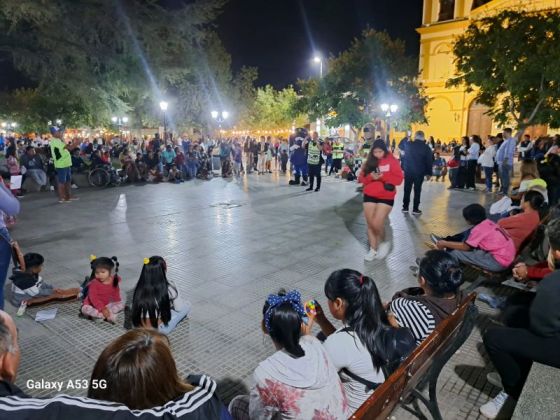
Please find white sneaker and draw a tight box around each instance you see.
[479,391,511,419]
[376,241,391,259]
[49,185,55,191]
[486,372,503,389]
[71,184,79,189]
[364,248,377,261]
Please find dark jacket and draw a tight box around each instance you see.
[0,375,232,420]
[530,270,560,337]
[403,139,433,176]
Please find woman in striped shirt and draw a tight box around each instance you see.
[388,250,465,344]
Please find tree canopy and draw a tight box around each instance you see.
[0,0,241,132]
[449,10,560,132]
[293,29,427,133]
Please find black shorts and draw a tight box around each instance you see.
[363,195,394,206]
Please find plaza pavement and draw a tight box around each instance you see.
[5,172,510,419]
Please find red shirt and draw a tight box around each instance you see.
[84,277,122,311]
[358,154,404,200]
[498,211,540,252]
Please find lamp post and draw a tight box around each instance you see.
[381,103,398,149]
[111,116,129,140]
[159,101,169,140]
[313,55,323,79]
[211,110,229,138]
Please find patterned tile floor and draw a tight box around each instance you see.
[4,171,514,419]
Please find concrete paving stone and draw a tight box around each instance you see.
[5,174,513,418]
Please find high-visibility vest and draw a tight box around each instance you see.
[307,142,321,165]
[332,143,344,159]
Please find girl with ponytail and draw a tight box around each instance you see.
[313,269,416,412]
[81,256,124,324]
[229,289,347,420]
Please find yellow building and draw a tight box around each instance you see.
[415,0,560,141]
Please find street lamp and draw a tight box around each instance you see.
[313,55,323,78]
[211,110,229,127]
[159,101,169,140]
[381,103,398,149]
[111,116,129,139]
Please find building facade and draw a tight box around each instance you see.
[415,0,560,141]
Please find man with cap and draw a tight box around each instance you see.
[49,127,79,203]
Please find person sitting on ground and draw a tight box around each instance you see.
[388,250,465,345]
[435,204,516,272]
[119,148,140,182]
[312,270,416,413]
[131,256,191,335]
[478,218,560,419]
[145,150,162,182]
[497,190,544,252]
[0,312,231,419]
[228,289,347,420]
[175,146,187,176]
[134,152,148,181]
[71,148,88,173]
[81,256,124,324]
[9,253,79,308]
[20,146,48,189]
[432,152,447,182]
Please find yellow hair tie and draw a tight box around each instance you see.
[90,254,97,262]
[143,257,150,265]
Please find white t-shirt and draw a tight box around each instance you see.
[323,327,384,412]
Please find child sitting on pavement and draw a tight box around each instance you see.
[9,253,80,309]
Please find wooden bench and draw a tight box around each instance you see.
[351,293,478,420]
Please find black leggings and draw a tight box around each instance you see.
[466,160,477,188]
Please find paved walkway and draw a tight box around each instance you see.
[5,173,508,419]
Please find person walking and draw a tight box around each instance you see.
[305,132,323,192]
[496,128,517,195]
[358,139,403,260]
[402,131,433,215]
[329,138,344,176]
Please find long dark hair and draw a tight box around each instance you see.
[325,269,391,368]
[362,140,388,176]
[132,256,177,329]
[90,257,119,287]
[262,289,305,359]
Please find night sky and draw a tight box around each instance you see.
[217,0,424,87]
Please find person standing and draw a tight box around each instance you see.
[478,137,497,193]
[49,128,79,203]
[496,128,517,195]
[402,131,433,215]
[305,132,323,192]
[0,179,20,310]
[329,138,344,176]
[323,139,332,175]
[466,135,482,190]
[358,139,404,260]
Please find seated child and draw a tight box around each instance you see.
[10,253,80,308]
[131,256,191,334]
[81,256,124,324]
[435,204,516,272]
[432,152,447,181]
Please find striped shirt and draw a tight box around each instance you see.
[389,298,436,345]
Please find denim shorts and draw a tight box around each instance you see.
[56,167,72,184]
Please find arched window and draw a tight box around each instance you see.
[472,0,491,10]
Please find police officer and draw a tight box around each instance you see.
[329,137,344,176]
[306,132,323,192]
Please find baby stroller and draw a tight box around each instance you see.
[197,153,213,180]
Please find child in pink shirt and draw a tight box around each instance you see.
[435,204,516,272]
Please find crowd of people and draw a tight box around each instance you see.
[0,125,560,419]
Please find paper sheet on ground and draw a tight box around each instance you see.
[10,175,22,190]
[35,308,58,322]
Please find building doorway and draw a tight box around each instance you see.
[467,101,493,140]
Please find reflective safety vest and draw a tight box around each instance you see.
[361,141,372,158]
[307,142,321,165]
[332,143,344,159]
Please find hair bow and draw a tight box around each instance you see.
[264,290,306,333]
[89,254,97,262]
[143,257,150,265]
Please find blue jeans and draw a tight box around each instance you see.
[483,166,494,191]
[0,228,12,310]
[500,163,512,194]
[158,298,191,335]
